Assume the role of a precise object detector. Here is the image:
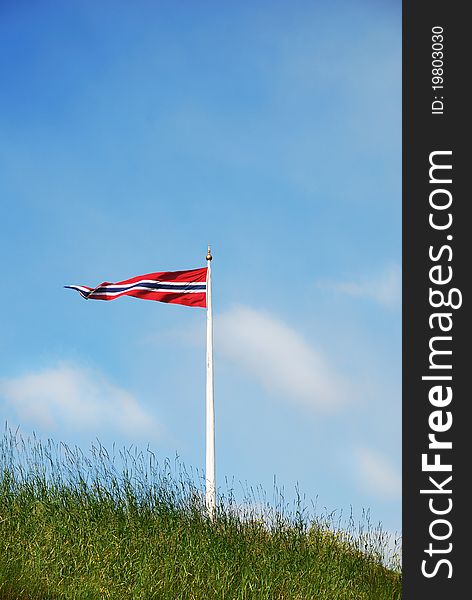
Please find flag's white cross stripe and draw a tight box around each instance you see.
[101,279,205,287]
[91,281,206,296]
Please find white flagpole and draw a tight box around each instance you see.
[205,244,216,518]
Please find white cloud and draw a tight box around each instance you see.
[215,305,346,412]
[318,264,401,309]
[0,362,160,439]
[354,446,401,499]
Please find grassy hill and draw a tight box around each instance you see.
[0,432,401,599]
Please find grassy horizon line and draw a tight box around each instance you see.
[0,428,401,599]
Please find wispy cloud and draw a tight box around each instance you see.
[353,446,401,499]
[215,305,346,412]
[0,362,160,439]
[318,264,401,309]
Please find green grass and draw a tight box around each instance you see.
[0,430,401,599]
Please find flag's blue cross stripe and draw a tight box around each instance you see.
[93,282,206,293]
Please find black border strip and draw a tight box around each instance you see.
[403,2,467,596]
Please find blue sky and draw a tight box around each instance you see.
[0,0,401,536]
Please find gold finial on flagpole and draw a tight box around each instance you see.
[206,245,212,261]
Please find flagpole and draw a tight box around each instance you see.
[205,244,216,519]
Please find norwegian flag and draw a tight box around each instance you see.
[65,267,207,308]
